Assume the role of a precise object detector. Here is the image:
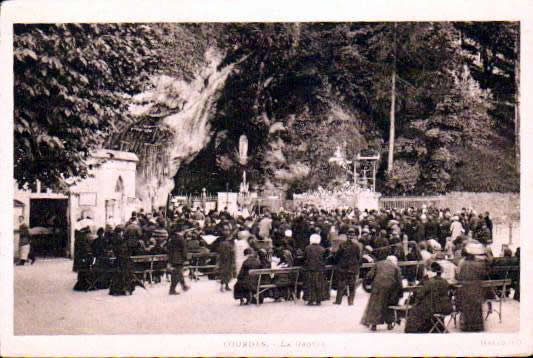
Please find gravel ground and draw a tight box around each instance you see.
[14,258,519,335]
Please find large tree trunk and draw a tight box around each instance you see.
[514,28,520,174]
[387,23,397,175]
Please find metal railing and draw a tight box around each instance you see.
[379,196,444,210]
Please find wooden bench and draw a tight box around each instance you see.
[248,265,335,305]
[130,255,167,285]
[248,267,301,305]
[481,278,513,323]
[187,252,219,280]
[488,265,519,297]
[361,260,425,269]
[388,283,420,326]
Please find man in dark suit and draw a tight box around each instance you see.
[167,231,190,295]
[334,227,361,305]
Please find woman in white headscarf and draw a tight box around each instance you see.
[361,255,403,331]
[234,230,251,275]
[302,234,330,305]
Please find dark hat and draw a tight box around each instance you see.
[79,226,91,233]
[430,261,443,273]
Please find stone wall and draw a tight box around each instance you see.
[438,192,519,224]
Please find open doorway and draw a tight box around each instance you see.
[29,199,69,257]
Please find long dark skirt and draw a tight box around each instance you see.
[404,304,433,333]
[234,280,256,300]
[73,270,96,291]
[73,257,95,291]
[303,271,330,303]
[457,281,484,332]
[361,285,397,326]
[109,258,136,296]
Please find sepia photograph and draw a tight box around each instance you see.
[1,0,532,356]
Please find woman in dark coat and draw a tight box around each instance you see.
[272,248,295,301]
[233,248,262,305]
[73,227,95,291]
[405,262,453,333]
[456,244,488,331]
[361,255,403,331]
[303,234,330,305]
[109,226,138,296]
[217,237,236,292]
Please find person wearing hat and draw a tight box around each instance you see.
[73,225,93,272]
[109,225,141,296]
[361,256,403,331]
[404,261,453,333]
[334,227,361,305]
[302,233,330,305]
[233,248,262,305]
[91,227,109,259]
[216,224,236,293]
[455,243,488,332]
[73,226,95,291]
[125,214,143,250]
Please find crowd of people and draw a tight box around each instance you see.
[66,203,519,333]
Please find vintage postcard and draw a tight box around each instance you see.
[0,0,532,356]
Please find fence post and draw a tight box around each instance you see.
[509,221,513,245]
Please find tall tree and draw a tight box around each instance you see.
[14,24,171,190]
[387,22,397,174]
[454,22,520,173]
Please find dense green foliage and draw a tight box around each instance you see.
[14,22,520,195]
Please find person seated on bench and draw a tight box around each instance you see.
[271,248,295,301]
[405,262,453,333]
[456,243,488,332]
[234,248,262,305]
[488,247,518,298]
[394,239,423,285]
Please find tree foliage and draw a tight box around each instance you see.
[14,22,520,195]
[14,23,175,190]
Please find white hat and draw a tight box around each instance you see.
[237,230,251,240]
[465,243,485,256]
[428,239,442,251]
[310,233,321,245]
[284,229,293,237]
[386,255,398,266]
